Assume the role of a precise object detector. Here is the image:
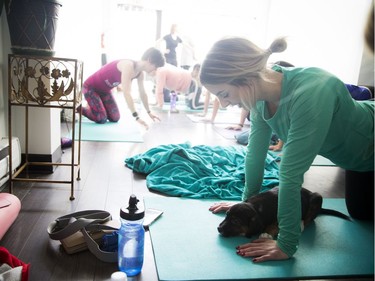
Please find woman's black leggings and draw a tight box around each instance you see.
[345,170,374,221]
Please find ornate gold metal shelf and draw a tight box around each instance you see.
[9,55,83,107]
[8,54,84,200]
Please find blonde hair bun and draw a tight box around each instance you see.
[268,37,287,54]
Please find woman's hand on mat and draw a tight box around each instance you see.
[137,118,149,129]
[269,141,283,151]
[269,140,284,151]
[197,112,207,117]
[226,124,243,131]
[236,239,289,263]
[201,117,213,123]
[209,202,236,213]
[148,112,161,122]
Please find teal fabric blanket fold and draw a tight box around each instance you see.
[125,143,279,200]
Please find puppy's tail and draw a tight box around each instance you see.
[320,208,352,221]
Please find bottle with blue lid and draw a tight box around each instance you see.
[118,194,145,276]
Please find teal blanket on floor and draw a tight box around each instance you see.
[125,143,279,200]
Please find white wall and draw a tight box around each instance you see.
[151,0,272,63]
[54,0,159,79]
[54,0,104,81]
[266,0,372,84]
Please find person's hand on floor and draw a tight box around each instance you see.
[199,117,213,123]
[148,111,161,122]
[226,124,243,131]
[269,140,284,151]
[197,112,207,117]
[137,118,149,130]
[236,238,289,263]
[209,202,236,213]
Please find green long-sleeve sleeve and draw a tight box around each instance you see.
[244,66,374,257]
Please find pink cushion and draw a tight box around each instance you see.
[0,193,21,240]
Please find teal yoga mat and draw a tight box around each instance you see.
[145,197,374,281]
[74,117,143,142]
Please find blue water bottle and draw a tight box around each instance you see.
[118,194,145,276]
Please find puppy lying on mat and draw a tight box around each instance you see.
[218,187,350,239]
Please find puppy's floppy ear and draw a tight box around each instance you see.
[244,204,265,237]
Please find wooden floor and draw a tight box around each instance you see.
[0,106,373,281]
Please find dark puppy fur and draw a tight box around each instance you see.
[218,187,350,238]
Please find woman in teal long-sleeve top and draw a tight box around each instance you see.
[200,37,374,263]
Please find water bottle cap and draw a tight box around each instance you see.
[120,194,145,220]
[111,271,127,281]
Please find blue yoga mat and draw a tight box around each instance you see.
[74,117,143,142]
[145,197,373,281]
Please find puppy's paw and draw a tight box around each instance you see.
[258,233,273,240]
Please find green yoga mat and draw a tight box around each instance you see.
[145,197,373,281]
[74,117,143,142]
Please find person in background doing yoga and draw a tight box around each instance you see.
[200,36,374,263]
[154,63,206,112]
[187,63,206,110]
[80,47,165,129]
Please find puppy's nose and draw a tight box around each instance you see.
[217,226,222,233]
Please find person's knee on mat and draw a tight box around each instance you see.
[96,118,108,124]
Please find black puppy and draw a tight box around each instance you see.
[217,187,350,238]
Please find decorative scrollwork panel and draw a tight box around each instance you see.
[9,55,83,107]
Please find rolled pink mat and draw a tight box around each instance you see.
[0,193,21,240]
